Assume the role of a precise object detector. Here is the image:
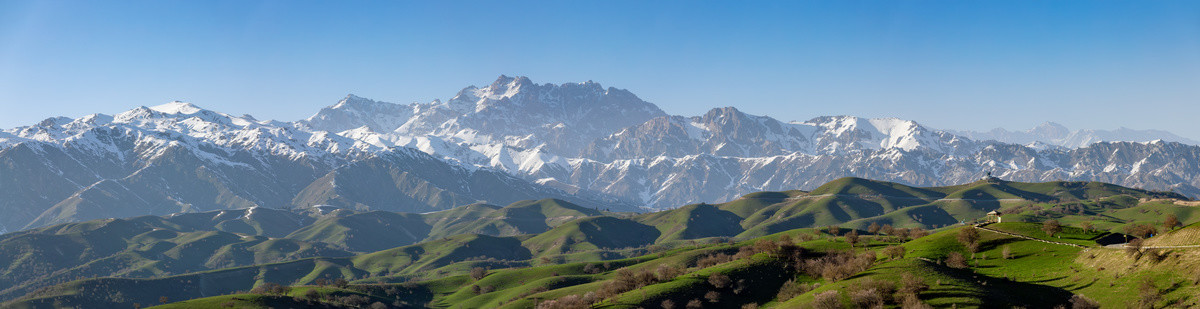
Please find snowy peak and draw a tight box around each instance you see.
[301,94,415,133]
[428,75,668,155]
[330,94,375,109]
[798,116,939,152]
[148,101,205,115]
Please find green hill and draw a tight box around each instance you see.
[423,199,601,240]
[523,217,659,257]
[2,177,1198,308]
[636,203,744,242]
[286,211,431,252]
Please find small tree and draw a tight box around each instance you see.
[1081,221,1094,233]
[1126,238,1144,259]
[708,273,731,289]
[868,222,881,235]
[1164,214,1181,231]
[828,225,841,236]
[845,230,860,248]
[957,226,981,253]
[159,296,169,305]
[881,224,895,238]
[811,290,843,309]
[946,252,968,269]
[470,267,488,280]
[884,245,906,260]
[686,299,704,309]
[1043,220,1062,238]
[1069,294,1100,309]
[661,299,676,309]
[1001,245,1013,260]
[704,290,721,303]
[1125,224,1158,239]
[898,273,928,295]
[850,288,884,309]
[1137,277,1162,308]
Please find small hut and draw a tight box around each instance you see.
[986,210,1002,223]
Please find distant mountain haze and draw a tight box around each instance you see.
[951,121,1200,149]
[2,75,1198,233]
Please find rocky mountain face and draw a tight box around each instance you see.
[2,75,1197,232]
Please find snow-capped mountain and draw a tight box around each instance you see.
[0,97,633,231]
[579,108,978,162]
[953,122,1200,149]
[2,75,1197,232]
[300,75,667,157]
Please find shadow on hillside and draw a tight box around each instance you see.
[978,238,1023,252]
[921,261,1074,308]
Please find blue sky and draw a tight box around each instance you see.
[2,1,1198,138]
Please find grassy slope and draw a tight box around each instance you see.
[31,221,1200,308]
[4,178,1198,308]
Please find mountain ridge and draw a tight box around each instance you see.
[2,75,1199,232]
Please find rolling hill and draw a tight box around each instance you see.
[0,177,1195,308]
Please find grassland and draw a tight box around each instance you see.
[2,177,1198,308]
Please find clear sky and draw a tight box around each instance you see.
[2,1,1198,138]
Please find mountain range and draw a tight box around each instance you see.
[2,75,1199,233]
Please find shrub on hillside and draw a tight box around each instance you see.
[800,251,878,281]
[899,293,933,309]
[536,293,596,309]
[1164,214,1181,231]
[811,290,842,309]
[868,222,882,235]
[708,273,732,289]
[249,283,291,296]
[898,273,928,295]
[884,245,906,260]
[704,290,721,303]
[850,288,884,309]
[470,267,488,280]
[696,253,734,268]
[1043,220,1063,238]
[1125,238,1144,259]
[776,279,817,301]
[848,278,896,304]
[1136,277,1162,309]
[655,264,684,281]
[945,252,968,269]
[957,226,981,253]
[338,295,369,307]
[1069,294,1100,309]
